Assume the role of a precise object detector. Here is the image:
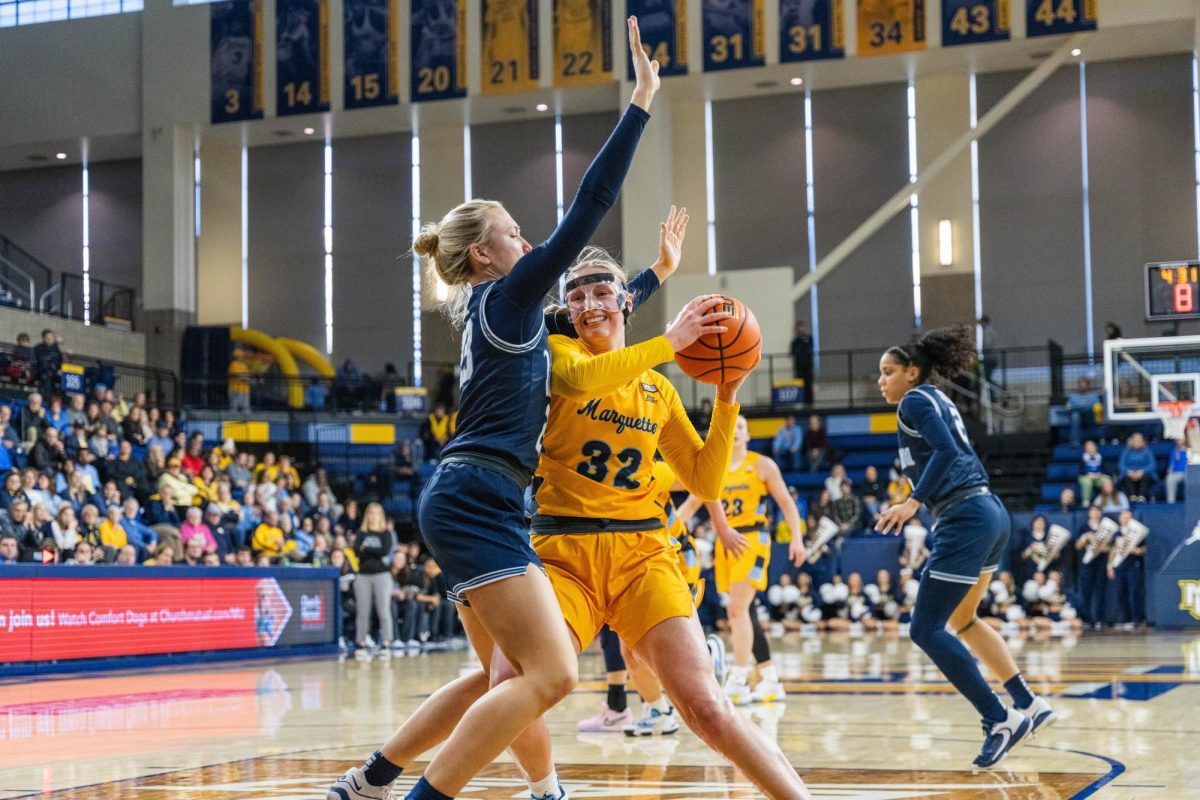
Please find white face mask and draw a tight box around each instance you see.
[564,273,627,323]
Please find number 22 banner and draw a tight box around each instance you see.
[554,0,613,88]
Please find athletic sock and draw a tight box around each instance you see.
[758,664,780,684]
[362,750,403,787]
[729,664,750,684]
[406,776,452,800]
[528,771,561,798]
[1004,673,1035,710]
[645,696,670,714]
[606,683,627,713]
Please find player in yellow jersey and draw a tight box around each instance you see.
[679,416,805,705]
[517,250,811,798]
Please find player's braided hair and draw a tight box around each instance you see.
[886,326,976,384]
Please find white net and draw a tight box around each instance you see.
[1159,402,1194,442]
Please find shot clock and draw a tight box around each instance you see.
[1146,261,1200,322]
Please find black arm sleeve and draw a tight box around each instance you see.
[486,106,650,342]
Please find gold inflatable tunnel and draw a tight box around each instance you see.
[230,326,304,409]
[277,337,335,378]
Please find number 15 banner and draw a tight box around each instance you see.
[345,0,399,108]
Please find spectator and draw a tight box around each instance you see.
[67,539,96,565]
[278,454,301,486]
[1117,433,1157,502]
[121,406,152,446]
[30,427,66,474]
[78,504,102,550]
[771,416,803,472]
[9,333,32,381]
[802,414,828,472]
[121,498,159,556]
[37,538,61,564]
[33,329,63,397]
[830,479,862,534]
[0,472,25,511]
[60,469,97,515]
[89,422,112,459]
[229,348,251,413]
[1105,322,1123,340]
[66,394,86,428]
[108,440,151,502]
[181,437,205,478]
[978,315,998,384]
[1064,377,1101,446]
[192,465,219,505]
[234,546,254,567]
[305,378,328,411]
[341,499,362,534]
[1092,477,1130,514]
[417,558,455,646]
[353,502,396,656]
[115,544,138,565]
[0,405,19,471]
[46,395,69,433]
[252,509,285,557]
[49,505,80,555]
[857,465,884,519]
[20,392,47,446]
[392,549,423,647]
[181,534,206,566]
[1054,487,1077,513]
[422,403,455,461]
[1078,440,1105,505]
[146,544,175,565]
[1107,509,1147,628]
[204,503,238,558]
[688,398,713,439]
[64,421,91,461]
[226,451,253,490]
[158,457,200,506]
[789,321,814,405]
[99,505,127,550]
[0,534,17,564]
[148,422,174,456]
[76,450,101,494]
[1075,505,1109,629]
[180,505,217,552]
[254,451,279,483]
[824,464,848,501]
[202,551,222,566]
[1166,438,1189,503]
[1019,516,1053,580]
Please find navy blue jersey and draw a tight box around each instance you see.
[896,385,988,510]
[441,105,651,473]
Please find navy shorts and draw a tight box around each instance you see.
[925,493,1010,586]
[417,459,542,604]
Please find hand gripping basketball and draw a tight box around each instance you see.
[673,295,763,386]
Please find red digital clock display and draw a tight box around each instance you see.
[1145,261,1200,321]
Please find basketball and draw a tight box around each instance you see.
[674,295,762,385]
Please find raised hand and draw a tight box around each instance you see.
[628,16,661,111]
[653,205,689,282]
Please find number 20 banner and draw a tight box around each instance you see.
[411,0,468,102]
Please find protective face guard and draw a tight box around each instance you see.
[564,272,629,323]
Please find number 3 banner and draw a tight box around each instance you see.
[856,0,925,57]
[703,0,764,72]
[942,0,1009,46]
[210,0,264,124]
[345,0,399,108]
[554,0,613,88]
[411,0,468,102]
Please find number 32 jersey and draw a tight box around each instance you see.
[532,335,735,523]
[896,385,988,508]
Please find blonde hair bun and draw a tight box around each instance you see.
[413,224,440,257]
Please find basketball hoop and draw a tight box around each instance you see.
[1157,400,1195,441]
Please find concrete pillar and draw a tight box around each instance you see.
[196,142,243,326]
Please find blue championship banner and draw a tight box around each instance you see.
[412,0,468,102]
[553,0,613,88]
[856,0,925,57]
[277,0,330,115]
[481,0,540,95]
[627,0,687,79]
[210,0,264,124]
[345,0,399,108]
[1026,0,1096,37]
[942,0,1009,45]
[779,0,843,63]
[703,0,763,72]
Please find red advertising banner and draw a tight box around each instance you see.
[0,575,334,664]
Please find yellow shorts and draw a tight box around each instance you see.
[672,532,705,607]
[532,529,696,649]
[714,529,772,593]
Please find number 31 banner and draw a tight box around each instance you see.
[411,0,468,102]
[703,0,764,72]
[780,0,844,63]
[856,0,925,57]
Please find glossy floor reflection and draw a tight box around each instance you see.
[2,629,1198,799]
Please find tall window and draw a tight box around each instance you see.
[0,0,141,27]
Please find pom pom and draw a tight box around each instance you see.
[864,584,882,605]
[819,583,837,604]
[1060,604,1078,620]
[767,586,784,606]
[1022,580,1041,604]
[833,583,849,603]
[1006,606,1026,622]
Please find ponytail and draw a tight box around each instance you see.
[885,326,976,383]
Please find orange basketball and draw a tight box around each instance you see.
[674,296,762,385]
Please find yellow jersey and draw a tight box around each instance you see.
[533,335,737,529]
[720,450,770,529]
[650,460,686,539]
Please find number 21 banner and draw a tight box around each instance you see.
[344,0,399,108]
[856,0,925,57]
[554,0,613,88]
[481,0,540,96]
[703,0,764,72]
[411,0,468,102]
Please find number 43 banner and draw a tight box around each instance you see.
[942,0,1009,46]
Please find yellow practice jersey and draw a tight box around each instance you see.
[533,335,738,526]
[720,450,770,529]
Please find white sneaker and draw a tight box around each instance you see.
[1021,696,1057,738]
[723,674,752,706]
[353,648,371,661]
[750,678,786,703]
[973,707,1033,769]
[327,766,389,800]
[706,634,726,685]
[576,703,633,733]
[624,707,680,737]
[375,647,391,661]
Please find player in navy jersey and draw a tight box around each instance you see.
[874,327,1055,769]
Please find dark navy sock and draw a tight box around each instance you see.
[607,683,628,713]
[1004,673,1035,710]
[406,776,453,800]
[751,606,772,664]
[910,576,1007,725]
[600,625,626,672]
[362,750,403,787]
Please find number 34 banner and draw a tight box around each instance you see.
[856,0,925,56]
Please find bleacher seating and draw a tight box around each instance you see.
[1040,437,1177,504]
